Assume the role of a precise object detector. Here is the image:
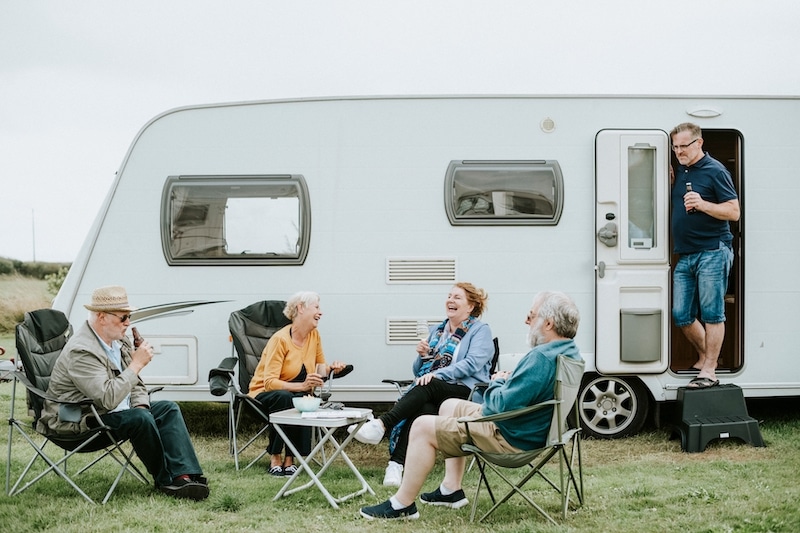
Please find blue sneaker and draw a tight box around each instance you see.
[420,487,469,508]
[359,499,419,520]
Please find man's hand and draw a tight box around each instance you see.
[129,341,154,374]
[491,370,511,381]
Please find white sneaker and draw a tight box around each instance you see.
[383,461,403,487]
[348,419,385,445]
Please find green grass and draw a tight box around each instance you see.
[2,381,800,532]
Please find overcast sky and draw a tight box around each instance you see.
[1,0,798,263]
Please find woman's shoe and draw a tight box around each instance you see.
[382,461,403,486]
[348,419,385,445]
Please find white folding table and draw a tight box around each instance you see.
[270,407,375,508]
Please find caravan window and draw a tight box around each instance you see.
[444,160,564,225]
[161,175,310,266]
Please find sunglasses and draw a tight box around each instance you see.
[106,312,132,323]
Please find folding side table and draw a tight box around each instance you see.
[270,407,375,508]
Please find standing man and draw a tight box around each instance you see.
[39,285,209,500]
[670,123,739,389]
[359,291,582,520]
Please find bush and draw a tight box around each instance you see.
[16,261,68,280]
[0,257,70,280]
[45,266,69,296]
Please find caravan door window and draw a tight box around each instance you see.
[161,175,310,266]
[444,160,564,225]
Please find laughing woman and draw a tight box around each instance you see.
[350,282,494,487]
[248,291,347,477]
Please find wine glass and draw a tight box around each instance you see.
[314,363,327,397]
[416,320,432,359]
[416,320,429,342]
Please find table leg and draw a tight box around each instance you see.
[271,420,374,508]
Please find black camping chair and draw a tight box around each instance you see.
[209,300,291,470]
[6,309,150,504]
[382,336,500,401]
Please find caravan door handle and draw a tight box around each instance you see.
[597,222,618,247]
[597,261,606,278]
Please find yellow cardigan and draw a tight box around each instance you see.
[248,325,325,395]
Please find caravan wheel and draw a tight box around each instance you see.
[577,375,649,439]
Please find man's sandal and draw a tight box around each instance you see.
[687,377,719,389]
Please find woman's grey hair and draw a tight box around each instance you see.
[533,291,580,339]
[283,291,320,321]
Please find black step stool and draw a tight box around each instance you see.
[674,383,765,453]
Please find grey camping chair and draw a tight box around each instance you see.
[6,309,150,504]
[459,355,585,524]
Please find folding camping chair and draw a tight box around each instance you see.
[460,355,585,524]
[209,300,290,470]
[6,309,149,504]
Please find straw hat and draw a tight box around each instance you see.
[84,285,137,312]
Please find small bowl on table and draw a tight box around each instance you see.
[292,396,321,412]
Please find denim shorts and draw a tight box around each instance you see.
[672,242,734,326]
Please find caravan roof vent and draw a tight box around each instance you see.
[386,257,457,284]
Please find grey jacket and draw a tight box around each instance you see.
[37,320,149,435]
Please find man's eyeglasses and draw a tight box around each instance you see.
[106,312,132,323]
[672,138,699,152]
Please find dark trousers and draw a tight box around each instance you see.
[381,379,470,465]
[255,390,311,456]
[100,400,202,487]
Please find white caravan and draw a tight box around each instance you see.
[54,95,800,438]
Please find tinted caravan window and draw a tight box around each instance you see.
[444,160,564,225]
[161,175,310,265]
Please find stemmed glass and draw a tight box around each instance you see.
[416,320,429,342]
[314,363,327,397]
[417,320,432,359]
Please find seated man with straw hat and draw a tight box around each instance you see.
[39,285,209,501]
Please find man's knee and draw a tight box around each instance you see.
[118,408,157,433]
[409,414,437,442]
[149,400,183,420]
[439,397,465,416]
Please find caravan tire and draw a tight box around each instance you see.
[576,375,649,439]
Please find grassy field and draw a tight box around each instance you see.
[0,274,51,335]
[1,379,800,532]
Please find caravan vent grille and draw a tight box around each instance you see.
[386,318,438,344]
[386,257,457,283]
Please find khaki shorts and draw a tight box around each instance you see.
[434,400,522,458]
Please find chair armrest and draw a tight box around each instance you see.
[147,386,164,396]
[381,379,413,387]
[330,364,354,380]
[458,399,559,425]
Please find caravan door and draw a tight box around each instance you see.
[595,130,670,374]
